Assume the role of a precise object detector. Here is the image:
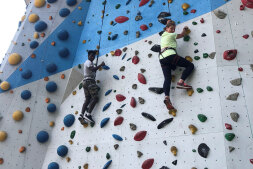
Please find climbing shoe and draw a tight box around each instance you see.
[78,115,87,125]
[176,82,192,89]
[164,99,175,110]
[84,114,95,124]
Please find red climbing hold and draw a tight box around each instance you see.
[114,116,124,126]
[238,67,243,71]
[191,9,196,13]
[142,159,154,169]
[134,131,147,141]
[116,94,126,102]
[223,50,237,60]
[216,30,221,33]
[240,5,245,10]
[115,49,122,56]
[122,75,125,79]
[138,73,146,84]
[225,123,232,130]
[250,159,253,164]
[140,24,148,31]
[243,34,249,39]
[241,0,253,8]
[200,18,205,23]
[139,0,150,7]
[115,16,129,23]
[130,97,136,108]
[132,56,140,64]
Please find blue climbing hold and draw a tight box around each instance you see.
[57,30,69,40]
[21,69,32,79]
[47,103,57,113]
[100,117,110,128]
[57,145,68,157]
[112,134,123,141]
[47,0,57,3]
[66,0,77,6]
[103,160,112,169]
[37,131,49,143]
[113,75,119,80]
[58,47,69,58]
[63,114,75,127]
[105,89,112,96]
[48,162,59,169]
[30,41,39,49]
[35,21,47,32]
[103,102,111,112]
[122,53,127,60]
[46,81,57,92]
[102,65,110,70]
[59,8,70,17]
[111,34,118,40]
[21,90,31,100]
[46,63,57,73]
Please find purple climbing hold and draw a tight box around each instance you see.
[100,117,110,128]
[103,102,112,112]
[112,134,123,141]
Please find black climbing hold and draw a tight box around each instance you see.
[157,118,173,129]
[163,140,167,145]
[114,144,119,150]
[141,112,156,121]
[148,87,164,94]
[106,153,111,159]
[194,49,199,53]
[201,33,207,37]
[116,109,122,114]
[158,12,171,18]
[150,44,161,53]
[198,143,210,158]
[172,160,177,165]
[160,166,170,169]
[120,104,126,108]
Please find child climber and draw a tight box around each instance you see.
[160,20,194,110]
[79,50,105,124]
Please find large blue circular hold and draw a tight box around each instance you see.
[46,81,57,92]
[21,90,32,100]
[30,41,39,49]
[37,131,49,143]
[57,145,68,157]
[46,63,57,73]
[35,21,48,32]
[58,47,69,58]
[48,162,59,169]
[47,103,56,113]
[63,114,75,127]
[66,0,77,6]
[59,8,70,17]
[57,30,69,40]
[47,0,57,3]
[21,69,32,79]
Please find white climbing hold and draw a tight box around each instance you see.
[214,10,227,19]
[209,52,216,59]
[226,92,239,101]
[230,78,242,86]
[230,112,239,122]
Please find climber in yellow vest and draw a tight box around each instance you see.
[160,20,194,110]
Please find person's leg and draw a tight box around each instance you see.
[81,81,91,116]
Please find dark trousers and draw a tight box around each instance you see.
[160,54,194,96]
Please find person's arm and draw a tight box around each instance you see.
[89,61,105,72]
[176,26,188,39]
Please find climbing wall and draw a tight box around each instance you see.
[0,0,253,169]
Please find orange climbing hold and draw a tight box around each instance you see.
[25,107,30,112]
[40,33,45,37]
[19,146,26,153]
[138,73,146,84]
[31,54,36,58]
[49,16,53,20]
[142,158,154,169]
[51,41,55,46]
[61,127,64,131]
[61,74,65,79]
[139,0,150,7]
[44,77,49,81]
[45,98,50,103]
[0,158,3,164]
[223,50,237,60]
[115,16,129,23]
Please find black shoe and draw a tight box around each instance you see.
[84,114,95,124]
[78,115,87,125]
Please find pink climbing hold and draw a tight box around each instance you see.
[241,0,253,8]
[250,159,253,164]
[140,24,148,31]
[190,9,196,13]
[115,16,129,23]
[116,94,126,102]
[139,0,150,7]
[223,50,237,60]
[132,56,140,64]
[142,159,154,169]
[115,49,122,56]
[134,131,147,141]
[138,73,146,84]
[130,97,136,108]
[243,34,249,39]
[200,18,204,23]
[225,123,232,130]
[114,116,124,126]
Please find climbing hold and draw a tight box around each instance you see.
[66,0,77,6]
[183,35,190,41]
[30,41,39,49]
[46,63,57,73]
[59,8,70,17]
[28,14,39,23]
[21,90,31,100]
[115,49,122,56]
[209,52,216,59]
[140,69,146,73]
[203,53,209,58]
[172,160,177,165]
[230,78,242,86]
[134,131,147,141]
[230,112,239,122]
[142,112,156,121]
[250,159,253,164]
[49,121,55,127]
[132,84,137,90]
[57,30,69,41]
[132,56,140,64]
[126,0,131,5]
[189,124,198,134]
[140,24,148,31]
[200,18,205,23]
[201,33,207,37]
[102,65,110,70]
[137,151,143,158]
[170,146,177,156]
[48,162,59,169]
[198,143,210,158]
[194,49,199,53]
[138,73,146,84]
[12,110,23,121]
[19,146,26,153]
[226,92,239,101]
[46,81,57,92]
[112,134,123,141]
[136,31,141,38]
[198,114,207,122]
[191,9,197,13]
[197,88,203,93]
[47,103,57,113]
[114,144,119,150]
[103,160,112,169]
[214,10,227,19]
[169,109,177,117]
[113,75,119,80]
[103,102,111,111]
[238,67,243,71]
[223,50,237,60]
[163,140,167,145]
[115,4,121,9]
[111,34,118,40]
[106,153,111,159]
[116,109,122,114]
[142,158,154,169]
[130,123,137,130]
[139,0,150,7]
[148,87,163,94]
[114,116,124,126]
[138,97,145,104]
[21,69,32,79]
[8,53,22,65]
[37,131,49,143]
[35,21,47,32]
[0,131,7,142]
[157,118,173,129]
[192,21,197,25]
[100,118,110,128]
[94,145,98,151]
[34,0,46,8]
[130,97,136,108]
[225,133,235,141]
[59,48,70,58]
[229,146,235,152]
[160,166,170,169]
[185,56,193,62]
[243,34,249,39]
[57,145,68,157]
[225,123,232,130]
[86,147,91,152]
[105,89,112,96]
[182,3,190,10]
[47,0,57,3]
[206,86,213,91]
[241,0,253,8]
[120,66,125,72]
[116,94,126,102]
[115,16,129,23]
[63,114,75,127]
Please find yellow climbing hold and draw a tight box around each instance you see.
[34,32,39,39]
[49,121,55,127]
[78,21,83,26]
[169,109,177,117]
[185,28,191,35]
[12,110,24,121]
[72,91,76,95]
[78,6,82,10]
[189,124,198,134]
[182,3,190,10]
[34,0,46,8]
[21,15,26,22]
[170,146,177,156]
[185,56,193,62]
[28,14,39,23]
[168,0,173,3]
[187,88,194,96]
[94,145,98,151]
[0,131,7,142]
[8,53,22,65]
[0,81,10,91]
[83,164,88,169]
[110,51,115,56]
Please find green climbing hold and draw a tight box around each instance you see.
[183,35,190,41]
[194,42,198,46]
[106,153,111,159]
[197,88,203,93]
[108,36,111,40]
[78,166,81,169]
[97,30,102,34]
[78,64,82,69]
[206,86,213,91]
[86,147,91,152]
[79,83,83,90]
[192,149,196,152]
[177,21,180,24]
[183,11,189,15]
[192,21,197,25]
[194,56,200,60]
[198,114,207,122]
[225,133,235,141]
[115,4,121,9]
[203,53,209,58]
[90,122,95,127]
[70,130,76,139]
